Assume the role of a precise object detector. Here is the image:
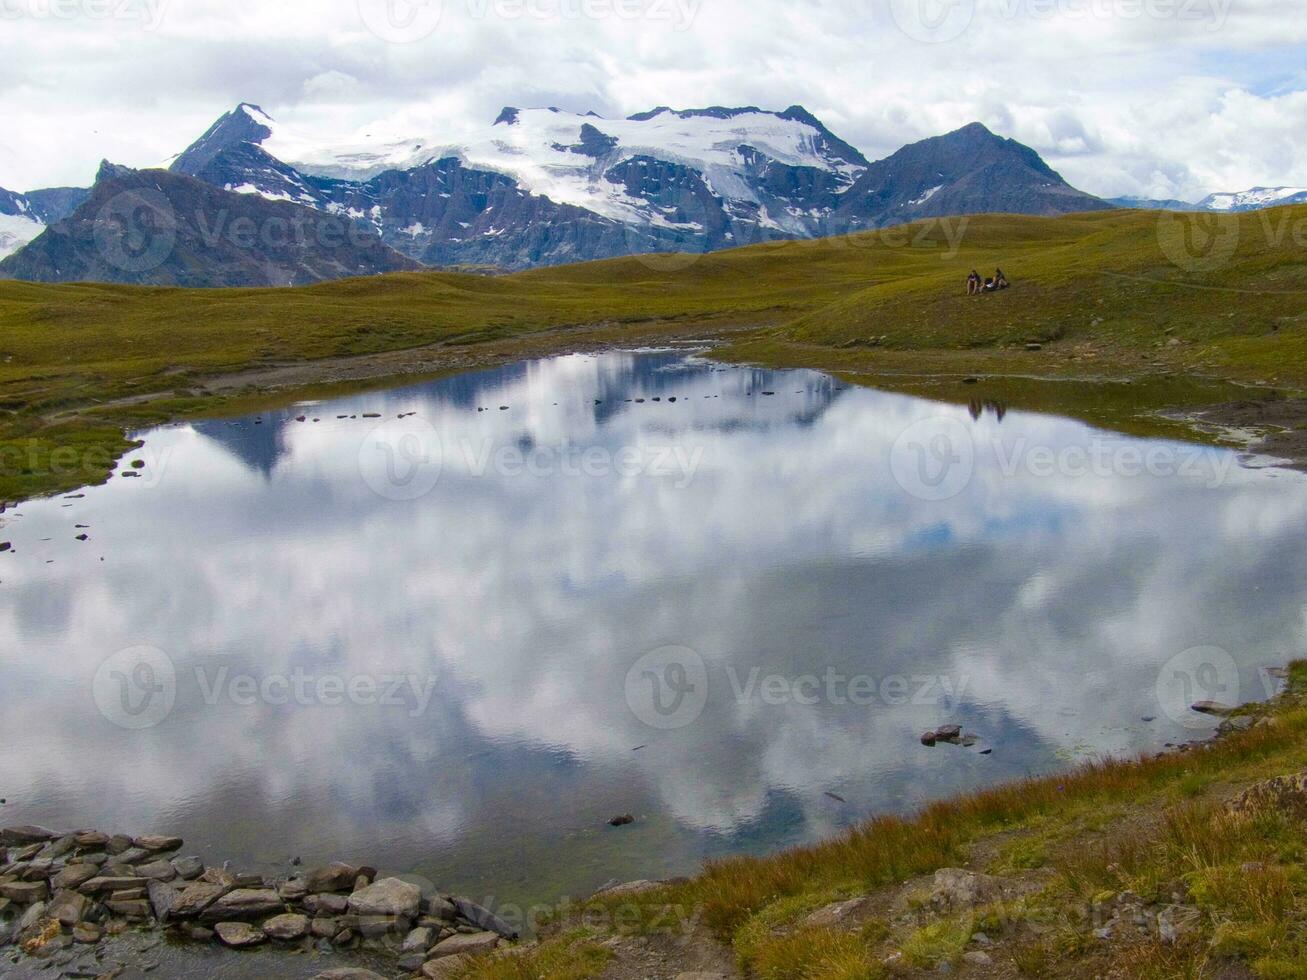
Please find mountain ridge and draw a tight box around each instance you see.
[15,102,1280,284]
[0,162,419,287]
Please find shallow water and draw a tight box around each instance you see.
[2,349,1305,922]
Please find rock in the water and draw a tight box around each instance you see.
[315,970,391,980]
[200,866,238,889]
[356,914,405,938]
[0,826,59,846]
[608,814,635,827]
[306,892,350,915]
[199,888,284,925]
[920,731,938,746]
[105,897,151,919]
[427,931,500,959]
[934,725,962,741]
[147,879,179,923]
[425,895,457,921]
[347,877,421,919]
[37,835,76,860]
[51,865,98,891]
[263,912,309,940]
[135,859,177,881]
[214,921,267,948]
[452,896,519,939]
[1191,701,1238,717]
[171,856,204,880]
[74,831,109,849]
[106,834,133,855]
[47,890,88,926]
[0,880,49,904]
[133,835,183,853]
[78,876,141,895]
[170,881,229,919]
[403,925,435,952]
[307,862,359,893]
[279,878,308,901]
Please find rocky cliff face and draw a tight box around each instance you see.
[0,162,418,287]
[834,122,1109,226]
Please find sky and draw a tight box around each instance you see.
[2,0,1307,200]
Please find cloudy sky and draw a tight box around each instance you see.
[2,0,1306,200]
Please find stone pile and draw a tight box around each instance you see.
[0,826,519,977]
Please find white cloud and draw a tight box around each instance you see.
[1,0,1306,201]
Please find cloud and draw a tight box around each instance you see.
[1,0,1306,205]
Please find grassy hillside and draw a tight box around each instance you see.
[2,206,1306,498]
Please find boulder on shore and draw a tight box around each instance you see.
[347,877,421,919]
[214,921,267,948]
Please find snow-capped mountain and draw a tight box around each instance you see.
[0,163,418,287]
[3,102,1114,283]
[0,184,93,259]
[254,103,868,226]
[1199,187,1307,212]
[1110,186,1307,213]
[161,103,1106,272]
[0,188,45,260]
[167,102,880,268]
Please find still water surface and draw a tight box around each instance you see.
[2,350,1305,912]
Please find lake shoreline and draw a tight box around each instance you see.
[0,831,526,978]
[1,679,1291,978]
[5,323,1307,506]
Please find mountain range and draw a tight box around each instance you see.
[1109,187,1307,212]
[0,102,1294,287]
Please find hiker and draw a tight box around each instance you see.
[966,270,982,295]
[994,267,1009,289]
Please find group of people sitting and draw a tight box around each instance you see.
[966,268,1010,295]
